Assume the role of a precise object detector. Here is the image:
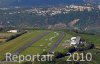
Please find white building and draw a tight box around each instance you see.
[70,36,81,46]
[98,5,100,9]
[7,30,18,33]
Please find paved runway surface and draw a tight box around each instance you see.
[49,32,65,53]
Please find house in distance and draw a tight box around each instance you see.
[7,30,18,33]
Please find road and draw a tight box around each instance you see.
[49,32,65,53]
[12,31,50,55]
[3,31,50,61]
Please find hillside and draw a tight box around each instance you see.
[0,8,100,32]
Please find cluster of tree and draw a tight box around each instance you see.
[76,44,95,51]
[21,43,95,64]
[5,31,27,42]
[0,9,99,30]
[51,43,94,59]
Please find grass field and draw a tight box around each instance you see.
[0,30,100,64]
[55,33,72,52]
[80,34,100,64]
[0,30,45,60]
[0,32,15,37]
[21,31,61,55]
[0,39,5,42]
[0,32,15,42]
[81,34,100,44]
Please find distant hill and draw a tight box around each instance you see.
[0,0,85,7]
[83,0,100,4]
[0,8,99,31]
[0,0,100,7]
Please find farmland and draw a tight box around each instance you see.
[0,32,15,37]
[0,32,15,43]
[0,30,100,64]
[0,30,45,60]
[0,30,72,64]
[21,31,61,55]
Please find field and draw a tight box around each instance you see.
[79,33,100,64]
[0,30,100,64]
[0,32,15,37]
[0,30,45,60]
[0,30,69,64]
[81,34,100,44]
[21,31,61,55]
[0,32,15,42]
[55,33,72,52]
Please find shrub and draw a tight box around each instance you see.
[6,31,27,42]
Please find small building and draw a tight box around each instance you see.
[98,5,100,9]
[7,30,18,33]
[70,36,84,46]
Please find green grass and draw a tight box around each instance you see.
[1,30,100,64]
[0,32,16,42]
[0,62,19,64]
[0,39,5,42]
[55,33,72,52]
[81,34,100,44]
[78,49,100,64]
[0,30,45,60]
[0,32,15,38]
[21,31,61,55]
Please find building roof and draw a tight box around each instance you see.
[76,36,81,44]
